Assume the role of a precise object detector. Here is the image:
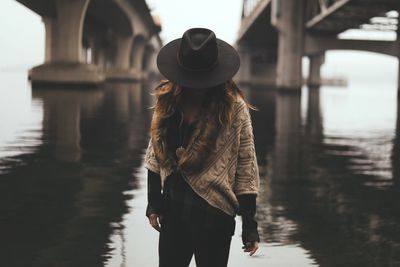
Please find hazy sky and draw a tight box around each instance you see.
[0,0,397,85]
[147,0,242,44]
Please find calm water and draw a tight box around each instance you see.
[0,71,399,267]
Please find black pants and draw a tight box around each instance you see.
[158,213,232,267]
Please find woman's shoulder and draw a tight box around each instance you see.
[229,95,251,129]
[233,94,249,113]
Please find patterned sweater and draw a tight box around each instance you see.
[144,97,260,216]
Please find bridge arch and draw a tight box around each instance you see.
[86,0,133,37]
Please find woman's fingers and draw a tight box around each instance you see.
[148,214,161,232]
[242,242,259,256]
[249,243,259,256]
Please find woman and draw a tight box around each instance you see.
[144,28,260,267]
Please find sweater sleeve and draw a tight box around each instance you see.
[238,194,260,245]
[145,169,163,217]
[234,102,260,196]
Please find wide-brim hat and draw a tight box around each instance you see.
[156,28,240,89]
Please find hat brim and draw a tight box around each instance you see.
[156,38,240,89]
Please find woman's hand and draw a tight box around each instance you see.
[242,241,259,256]
[148,213,163,232]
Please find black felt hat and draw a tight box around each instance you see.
[156,28,240,89]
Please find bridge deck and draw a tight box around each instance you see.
[306,0,399,35]
[239,0,399,48]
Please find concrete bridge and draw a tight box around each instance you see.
[236,0,400,91]
[16,0,162,86]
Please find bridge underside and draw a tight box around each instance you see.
[17,0,56,16]
[307,0,400,35]
[236,2,278,86]
[237,3,277,48]
[236,0,400,90]
[16,0,162,86]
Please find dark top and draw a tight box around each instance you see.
[145,109,260,244]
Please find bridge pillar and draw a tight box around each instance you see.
[115,36,134,69]
[397,27,400,98]
[236,47,252,84]
[131,36,147,80]
[236,46,277,86]
[53,0,89,62]
[398,55,400,99]
[144,49,159,80]
[29,0,104,86]
[308,53,325,87]
[92,37,106,71]
[43,17,55,63]
[106,36,138,81]
[275,0,305,90]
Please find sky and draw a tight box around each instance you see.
[0,0,397,85]
[146,0,242,44]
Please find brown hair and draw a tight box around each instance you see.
[149,79,258,129]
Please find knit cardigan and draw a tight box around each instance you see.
[144,96,260,216]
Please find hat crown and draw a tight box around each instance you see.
[178,28,218,71]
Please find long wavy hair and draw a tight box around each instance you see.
[149,79,258,173]
[149,79,257,128]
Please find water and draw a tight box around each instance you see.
[0,71,399,267]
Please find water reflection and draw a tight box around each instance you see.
[273,91,303,182]
[245,85,400,266]
[393,100,400,183]
[305,86,324,142]
[0,82,152,266]
[33,89,104,162]
[1,77,400,266]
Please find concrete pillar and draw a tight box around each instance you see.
[42,0,90,63]
[275,0,305,90]
[132,45,146,71]
[43,17,57,63]
[236,47,252,84]
[131,37,147,73]
[115,36,134,69]
[30,0,104,85]
[92,36,107,71]
[93,46,106,71]
[308,53,325,87]
[53,0,90,63]
[398,56,400,99]
[82,47,88,63]
[397,25,400,98]
[145,50,158,79]
[105,36,137,81]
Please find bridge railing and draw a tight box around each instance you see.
[242,0,263,18]
[305,0,344,23]
[242,0,343,21]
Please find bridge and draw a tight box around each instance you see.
[16,0,162,86]
[236,0,400,92]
